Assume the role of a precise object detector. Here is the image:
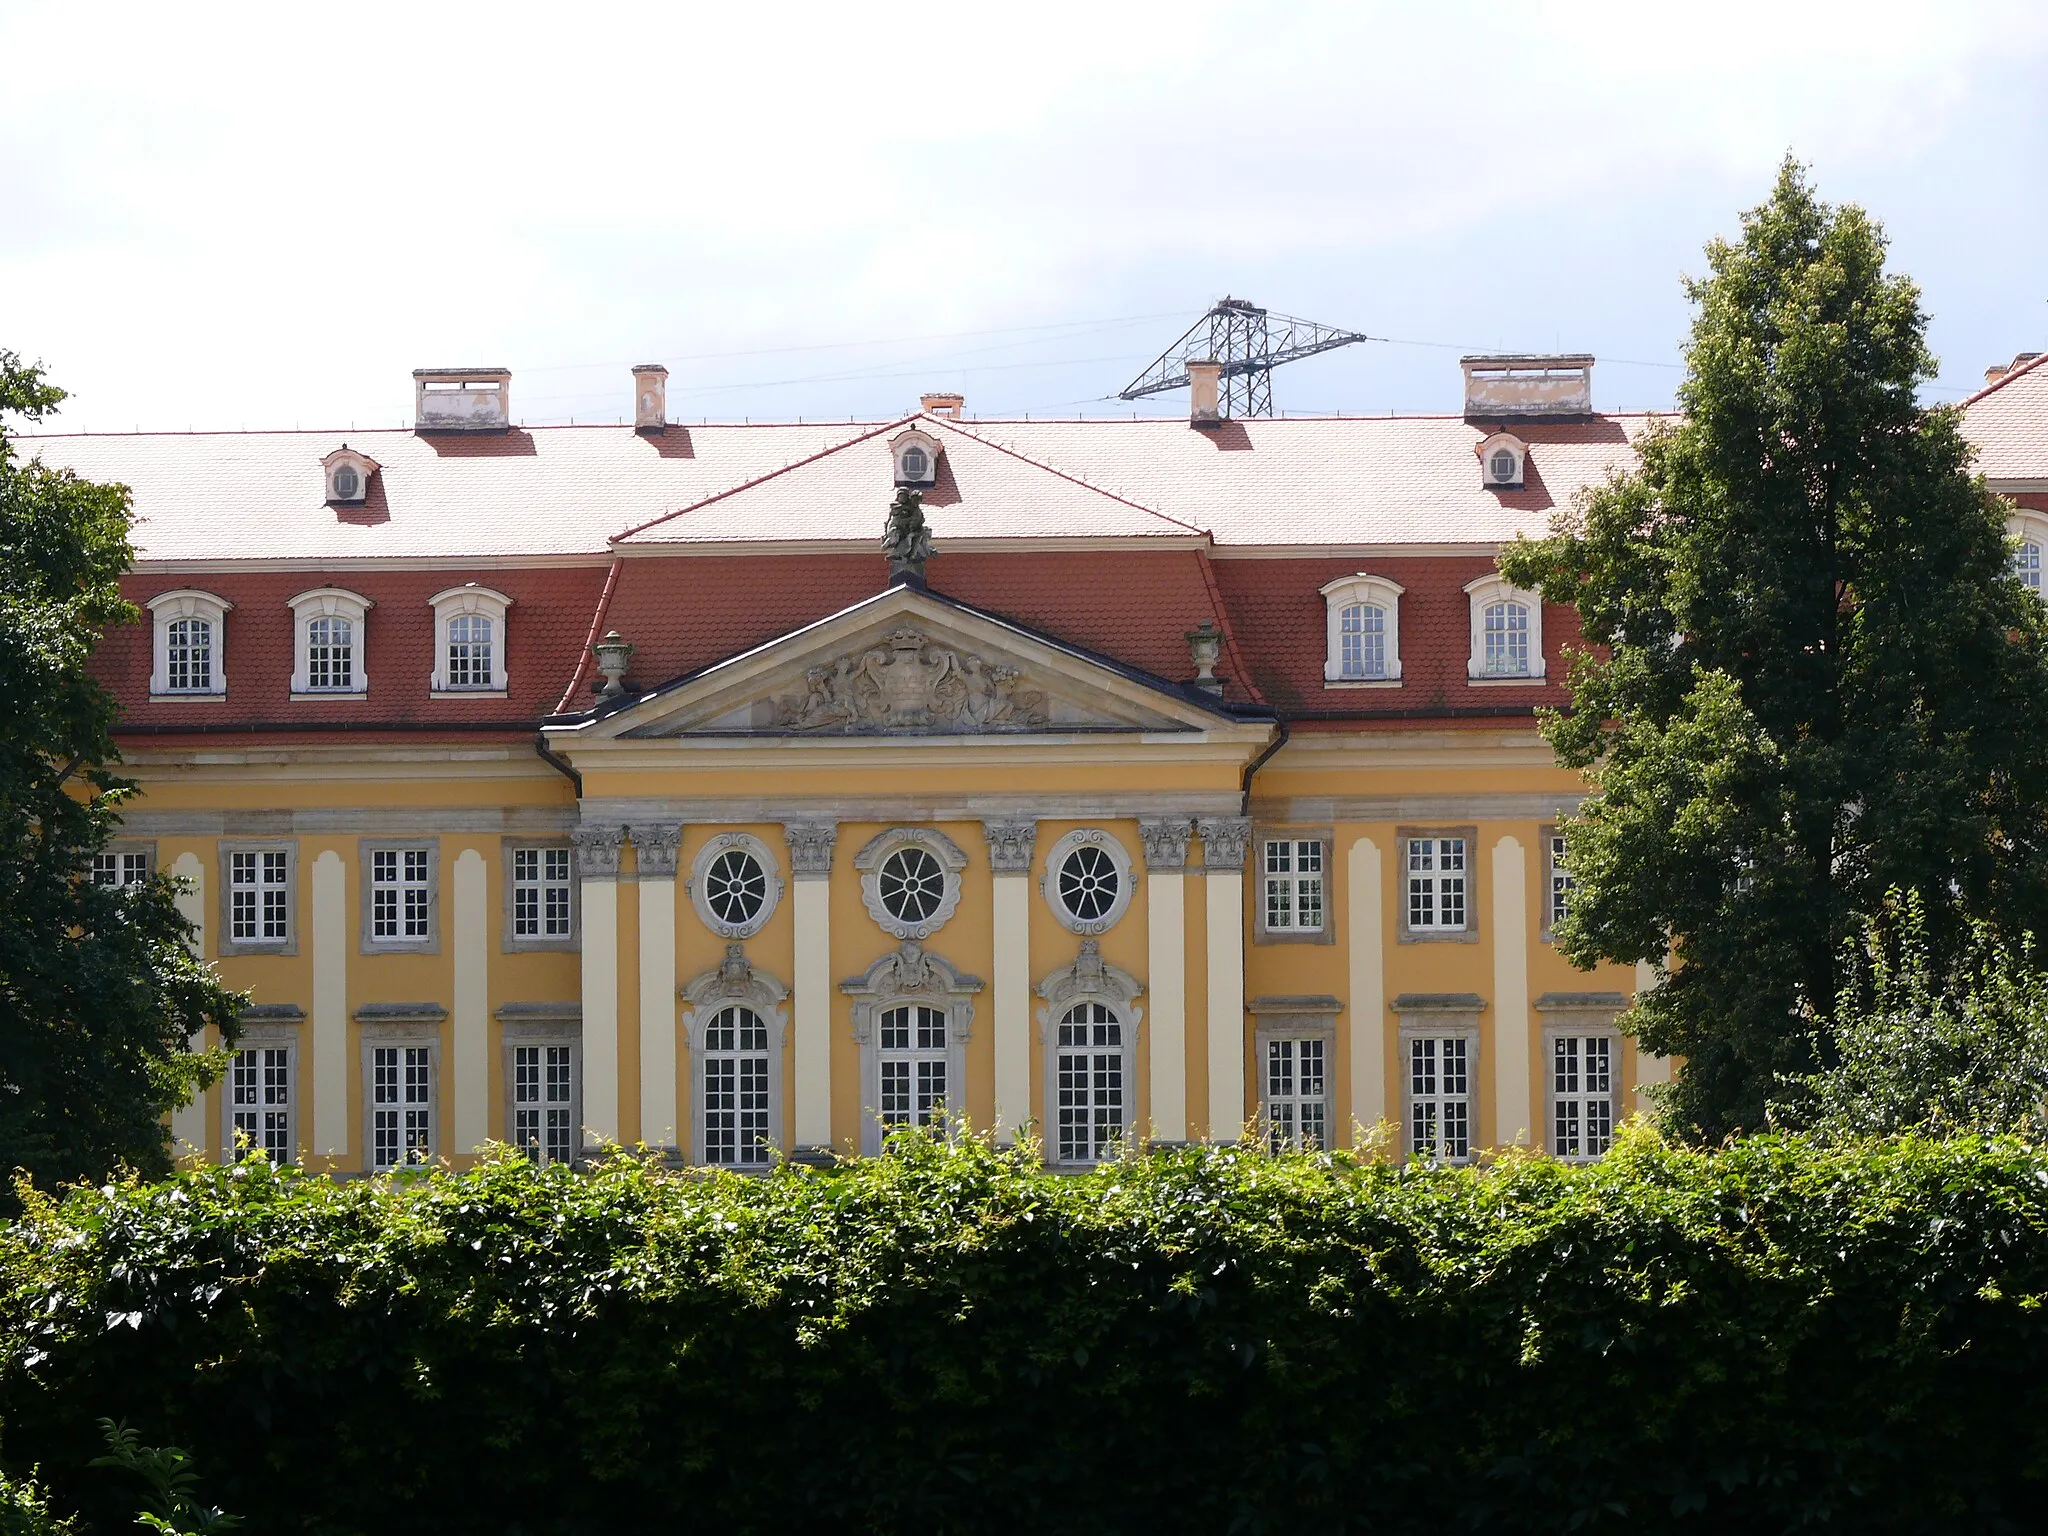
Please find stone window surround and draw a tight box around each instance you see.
[428,584,511,697]
[680,945,791,1167]
[96,839,159,885]
[1540,823,1571,943]
[843,940,983,1157]
[287,586,373,698]
[1250,996,1340,1149]
[688,831,786,940]
[1462,574,1546,684]
[359,838,441,955]
[498,1009,583,1166]
[1535,992,1628,1162]
[853,826,970,940]
[501,837,579,953]
[356,1006,445,1172]
[1394,994,1484,1165]
[1039,826,1137,936]
[216,839,299,957]
[146,588,231,698]
[222,1005,304,1164]
[1034,939,1144,1168]
[1396,825,1479,944]
[1318,573,1405,687]
[1253,826,1334,945]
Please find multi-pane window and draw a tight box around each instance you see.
[230,850,291,943]
[370,847,431,942]
[512,846,573,940]
[512,1044,575,1166]
[370,1045,432,1170]
[2016,540,2042,594]
[92,851,151,887]
[1055,1001,1125,1164]
[229,1047,291,1162]
[877,846,948,927]
[445,613,494,689]
[165,617,214,692]
[702,1006,772,1165]
[1409,1036,1471,1161]
[1482,600,1531,676]
[1407,837,1467,931]
[877,1003,949,1136]
[1552,1035,1615,1160]
[1548,832,1573,931]
[1337,602,1387,679]
[1262,838,1325,933]
[1264,1036,1328,1152]
[305,615,354,691]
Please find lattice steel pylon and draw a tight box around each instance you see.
[1118,297,1369,418]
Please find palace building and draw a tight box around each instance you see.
[27,346,2048,1174]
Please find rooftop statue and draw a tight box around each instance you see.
[883,487,933,584]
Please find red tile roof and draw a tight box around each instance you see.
[1963,351,2048,484]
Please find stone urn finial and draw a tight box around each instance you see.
[592,629,635,698]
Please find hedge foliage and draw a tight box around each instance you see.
[5,1130,2048,1533]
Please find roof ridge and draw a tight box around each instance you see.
[920,414,1213,538]
[1961,349,2048,409]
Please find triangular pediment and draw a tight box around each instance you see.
[569,585,1234,740]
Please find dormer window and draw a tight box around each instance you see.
[146,589,231,698]
[429,585,511,696]
[1319,574,1405,685]
[889,428,940,487]
[1464,575,1546,682]
[321,446,380,504]
[1477,432,1527,489]
[288,588,372,696]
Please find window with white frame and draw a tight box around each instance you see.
[1263,1035,1328,1152]
[288,588,371,695]
[370,1044,433,1170]
[1407,1034,1472,1162]
[2012,516,2048,598]
[429,585,511,694]
[1055,1000,1127,1164]
[512,1043,576,1166]
[228,848,292,946]
[1319,574,1404,684]
[1546,829,1573,934]
[878,1003,951,1137]
[92,848,152,887]
[1551,1034,1615,1160]
[701,1006,773,1165]
[365,843,436,949]
[1261,837,1326,935]
[146,590,231,697]
[1463,576,1545,681]
[511,845,573,941]
[229,1046,292,1162]
[1405,835,1468,933]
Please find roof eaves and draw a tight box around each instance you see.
[1961,349,2048,409]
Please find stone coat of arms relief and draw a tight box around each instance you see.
[773,625,1050,733]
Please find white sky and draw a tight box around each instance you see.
[4,0,2045,432]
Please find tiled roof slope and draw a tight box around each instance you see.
[1962,352,2048,483]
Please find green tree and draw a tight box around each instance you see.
[1500,160,2048,1139]
[0,352,243,1205]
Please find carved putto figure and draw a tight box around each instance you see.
[772,626,1049,734]
[882,487,933,581]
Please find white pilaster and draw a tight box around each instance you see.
[1491,834,1530,1148]
[452,848,489,1154]
[1345,836,1385,1142]
[1138,818,1192,1143]
[785,823,837,1154]
[984,821,1036,1144]
[573,825,625,1149]
[168,852,207,1160]
[1198,817,1250,1143]
[311,849,348,1158]
[634,825,682,1155]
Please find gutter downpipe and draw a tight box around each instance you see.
[535,732,582,798]
[1240,715,1288,815]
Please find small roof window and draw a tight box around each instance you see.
[889,427,940,488]
[1476,431,1527,490]
[320,445,380,505]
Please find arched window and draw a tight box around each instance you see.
[877,1002,950,1134]
[2017,539,2043,594]
[1339,602,1386,679]
[167,617,214,692]
[289,587,371,696]
[1319,574,1404,685]
[1055,1001,1126,1164]
[147,589,231,697]
[447,614,494,689]
[843,941,981,1155]
[307,616,353,690]
[700,1004,773,1166]
[1464,576,1545,683]
[1482,599,1530,675]
[429,585,511,695]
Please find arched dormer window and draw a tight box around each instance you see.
[288,588,372,696]
[146,589,232,697]
[889,427,940,488]
[2011,511,2048,598]
[428,585,511,696]
[1319,573,1405,685]
[1036,940,1144,1167]
[1477,431,1527,489]
[1464,574,1546,682]
[321,446,380,505]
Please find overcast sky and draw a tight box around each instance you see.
[5,1,2045,434]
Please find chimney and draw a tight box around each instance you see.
[1460,354,1594,421]
[1987,352,2042,387]
[920,392,964,419]
[632,364,668,433]
[1187,359,1222,426]
[413,368,511,433]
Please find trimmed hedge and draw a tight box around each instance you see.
[5,1131,2048,1533]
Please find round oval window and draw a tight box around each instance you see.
[1490,449,1516,483]
[332,464,360,499]
[1055,844,1121,923]
[901,447,929,479]
[878,846,947,924]
[703,848,768,928]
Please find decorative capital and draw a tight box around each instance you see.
[1137,816,1194,870]
[1196,816,1251,871]
[982,820,1038,874]
[783,822,838,879]
[631,823,683,876]
[570,823,627,878]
